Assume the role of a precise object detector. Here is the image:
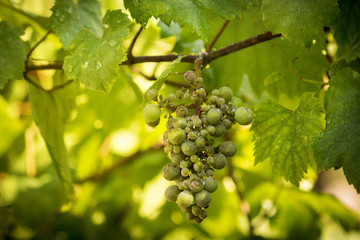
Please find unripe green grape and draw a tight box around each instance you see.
[207,138,215,146]
[198,88,206,96]
[190,155,199,163]
[182,179,190,189]
[180,160,189,169]
[212,89,219,96]
[197,171,205,178]
[187,121,194,128]
[173,145,181,154]
[209,123,226,137]
[176,106,188,117]
[191,205,203,216]
[188,131,197,140]
[193,217,203,224]
[185,127,191,133]
[146,89,158,101]
[195,137,206,149]
[145,119,160,127]
[216,97,225,106]
[207,108,223,125]
[162,163,181,181]
[219,86,233,102]
[181,168,190,177]
[181,141,198,156]
[171,153,184,165]
[195,190,212,208]
[212,153,227,169]
[231,96,243,107]
[207,125,216,135]
[191,94,198,101]
[209,95,218,103]
[189,178,203,192]
[184,70,196,83]
[200,130,208,138]
[186,212,196,221]
[183,92,191,100]
[165,185,181,202]
[197,77,203,83]
[167,93,176,102]
[205,146,214,156]
[143,104,161,124]
[168,128,186,145]
[203,177,218,193]
[173,117,187,129]
[235,106,254,125]
[219,141,237,157]
[176,180,185,190]
[177,190,194,207]
[193,161,203,172]
[205,169,214,177]
[220,104,229,112]
[199,210,207,220]
[223,118,233,130]
[176,89,185,98]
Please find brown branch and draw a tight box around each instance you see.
[75,143,163,184]
[28,31,281,72]
[206,20,230,52]
[127,27,143,63]
[27,30,52,60]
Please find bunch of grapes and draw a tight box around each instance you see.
[143,70,254,223]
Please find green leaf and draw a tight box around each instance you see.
[204,9,327,106]
[251,92,325,184]
[0,96,23,156]
[334,0,360,56]
[262,0,339,48]
[63,10,131,92]
[28,80,78,198]
[124,0,210,41]
[143,56,184,105]
[50,0,103,48]
[314,68,360,192]
[343,42,360,63]
[0,21,27,89]
[197,0,247,20]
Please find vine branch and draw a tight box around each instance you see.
[127,27,143,61]
[206,20,230,52]
[26,31,282,72]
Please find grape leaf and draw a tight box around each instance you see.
[261,0,339,48]
[143,56,184,105]
[197,0,247,20]
[334,0,360,56]
[343,42,360,63]
[314,68,360,192]
[123,0,209,41]
[63,10,131,92]
[0,21,27,89]
[28,80,78,198]
[50,0,103,49]
[251,92,325,184]
[204,9,327,106]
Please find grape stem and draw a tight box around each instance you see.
[206,20,230,52]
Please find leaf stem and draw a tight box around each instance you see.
[27,30,52,61]
[127,27,143,63]
[206,20,230,52]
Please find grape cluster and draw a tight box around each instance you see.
[143,70,254,223]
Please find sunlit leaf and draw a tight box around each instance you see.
[63,10,131,92]
[251,92,325,184]
[314,68,360,192]
[0,21,27,89]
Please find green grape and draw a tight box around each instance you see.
[203,177,218,193]
[216,97,225,106]
[173,145,181,154]
[162,163,181,180]
[173,117,187,128]
[219,86,233,102]
[223,118,233,129]
[143,104,161,126]
[165,185,181,202]
[205,169,214,177]
[189,178,203,192]
[176,106,188,117]
[199,210,207,220]
[184,70,196,83]
[181,168,190,177]
[146,88,158,101]
[191,205,203,216]
[193,161,203,172]
[171,153,184,165]
[195,190,211,208]
[212,89,219,96]
[168,128,186,145]
[183,92,191,99]
[190,155,199,163]
[235,106,254,125]
[183,179,190,189]
[212,153,227,169]
[209,123,226,137]
[231,96,243,107]
[219,141,237,157]
[181,141,198,156]
[177,190,194,207]
[198,88,206,96]
[168,93,176,102]
[195,137,206,149]
[186,212,196,221]
[180,160,189,168]
[193,217,203,224]
[206,108,223,125]
[207,125,216,135]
